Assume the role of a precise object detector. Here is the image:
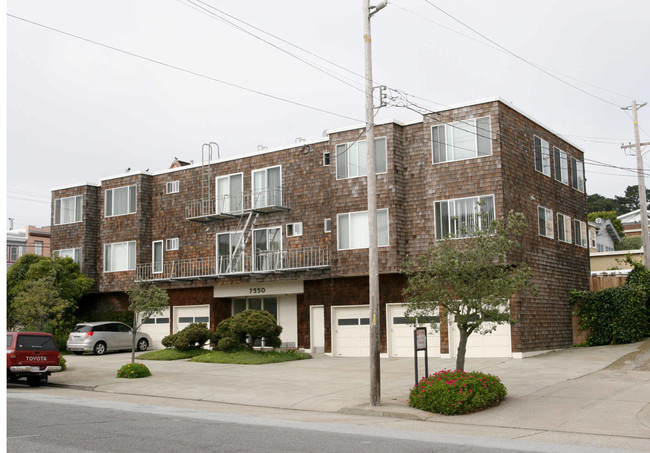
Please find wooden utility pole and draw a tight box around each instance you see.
[622,101,650,268]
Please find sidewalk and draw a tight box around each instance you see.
[48,340,650,450]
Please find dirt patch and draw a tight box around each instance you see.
[605,338,650,371]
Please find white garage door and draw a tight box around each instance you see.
[333,306,369,357]
[138,308,170,350]
[449,317,512,358]
[387,304,440,358]
[174,305,210,333]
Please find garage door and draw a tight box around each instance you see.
[449,317,512,358]
[333,306,369,357]
[387,304,440,358]
[138,308,170,350]
[174,305,210,333]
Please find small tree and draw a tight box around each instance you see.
[126,281,169,363]
[11,273,73,332]
[213,310,282,351]
[402,211,534,371]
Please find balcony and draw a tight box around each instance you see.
[186,187,290,222]
[135,246,330,282]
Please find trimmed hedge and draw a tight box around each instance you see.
[213,310,282,351]
[161,323,211,351]
[116,362,151,379]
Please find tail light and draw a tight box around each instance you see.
[85,331,94,338]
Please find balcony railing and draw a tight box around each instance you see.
[135,246,330,281]
[185,187,290,221]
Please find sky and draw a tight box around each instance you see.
[5,0,650,229]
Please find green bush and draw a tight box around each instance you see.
[409,369,507,415]
[161,333,178,348]
[116,362,151,379]
[213,310,283,351]
[616,236,643,251]
[171,323,212,351]
[59,356,67,372]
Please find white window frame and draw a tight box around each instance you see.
[574,219,588,248]
[54,195,83,225]
[216,172,244,214]
[538,206,554,239]
[557,213,572,244]
[166,181,179,194]
[104,241,136,273]
[589,229,597,248]
[252,165,282,209]
[105,185,137,217]
[323,152,330,166]
[286,222,303,237]
[166,238,179,251]
[434,195,495,240]
[571,157,585,193]
[253,226,283,272]
[431,116,492,164]
[324,218,332,233]
[553,147,569,185]
[336,137,387,180]
[54,247,82,265]
[337,208,389,250]
[9,246,24,262]
[534,136,551,177]
[34,241,43,256]
[217,230,244,273]
[152,240,163,274]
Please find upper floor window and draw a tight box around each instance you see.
[534,136,551,176]
[589,229,597,249]
[574,220,588,248]
[286,222,303,237]
[432,117,492,164]
[8,246,24,263]
[557,213,572,243]
[434,195,495,240]
[216,173,244,214]
[34,241,43,256]
[105,185,136,217]
[553,147,568,185]
[54,195,83,225]
[324,218,332,233]
[336,137,387,179]
[337,208,389,250]
[166,238,179,251]
[252,166,282,209]
[254,227,282,271]
[538,206,554,239]
[571,158,585,192]
[166,181,179,194]
[54,248,81,265]
[217,231,244,273]
[104,241,136,272]
[323,152,330,166]
[152,240,163,274]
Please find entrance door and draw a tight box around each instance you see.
[310,306,324,353]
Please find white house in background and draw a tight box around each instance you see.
[588,218,620,253]
[618,206,650,237]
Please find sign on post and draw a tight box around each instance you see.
[414,327,428,386]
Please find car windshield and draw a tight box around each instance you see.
[72,325,92,333]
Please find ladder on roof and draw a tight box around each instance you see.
[226,211,259,273]
[200,144,212,216]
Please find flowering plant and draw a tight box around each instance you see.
[116,362,151,379]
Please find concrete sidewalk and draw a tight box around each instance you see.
[47,341,650,450]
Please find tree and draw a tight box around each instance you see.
[213,309,282,351]
[587,193,622,215]
[126,281,169,363]
[614,185,650,213]
[588,211,625,238]
[402,211,534,371]
[8,255,93,333]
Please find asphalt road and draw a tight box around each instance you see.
[8,392,632,453]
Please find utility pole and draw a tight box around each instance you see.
[622,100,650,268]
[364,0,386,407]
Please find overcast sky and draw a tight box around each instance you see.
[6,0,650,229]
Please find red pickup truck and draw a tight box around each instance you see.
[7,332,62,387]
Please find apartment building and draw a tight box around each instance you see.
[50,98,590,358]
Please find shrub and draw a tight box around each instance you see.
[172,323,212,351]
[116,362,151,379]
[161,333,178,348]
[409,369,507,415]
[213,310,283,351]
[59,356,67,372]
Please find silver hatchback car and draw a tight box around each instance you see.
[66,322,152,355]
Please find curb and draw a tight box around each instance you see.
[48,383,97,391]
[339,404,428,421]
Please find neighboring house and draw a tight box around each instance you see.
[6,225,50,268]
[588,219,620,253]
[617,206,650,237]
[50,98,590,357]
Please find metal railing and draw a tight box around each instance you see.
[185,186,289,220]
[135,246,329,281]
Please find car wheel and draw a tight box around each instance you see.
[93,341,107,355]
[137,338,149,351]
[73,351,83,355]
[27,376,41,387]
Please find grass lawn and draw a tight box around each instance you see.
[137,348,211,360]
[191,349,311,365]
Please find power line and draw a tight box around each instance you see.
[7,13,363,124]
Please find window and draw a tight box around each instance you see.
[216,173,243,214]
[336,137,387,179]
[54,195,83,225]
[324,218,332,233]
[571,158,585,192]
[323,152,330,166]
[590,229,597,249]
[105,185,136,217]
[557,213,572,243]
[253,227,282,271]
[152,241,163,274]
[553,147,568,185]
[534,136,551,176]
[104,241,136,272]
[434,195,495,240]
[217,231,244,273]
[337,209,389,250]
[34,241,43,256]
[538,206,554,239]
[54,248,81,265]
[166,238,179,251]
[286,222,303,237]
[252,166,282,209]
[574,220,588,248]
[8,246,23,262]
[432,117,492,163]
[166,181,179,194]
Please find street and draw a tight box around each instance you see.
[7,392,615,453]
